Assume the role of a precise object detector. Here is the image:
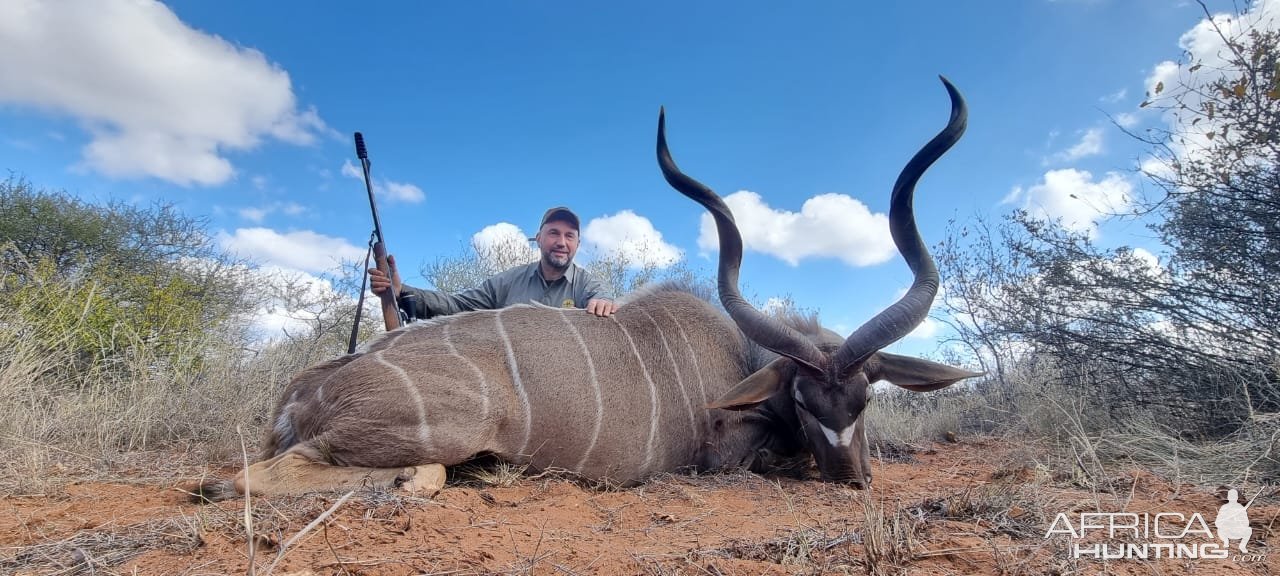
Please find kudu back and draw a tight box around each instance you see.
[264,289,749,483]
[197,77,977,500]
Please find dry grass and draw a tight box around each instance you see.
[0,486,441,576]
[0,515,205,575]
[858,493,920,576]
[3,254,1277,576]
[1086,414,1280,488]
[869,354,1280,500]
[864,385,977,454]
[0,289,325,496]
[703,526,862,570]
[913,483,1052,540]
[451,458,533,488]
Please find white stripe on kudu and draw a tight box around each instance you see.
[661,309,710,409]
[495,309,533,454]
[442,322,491,422]
[558,309,603,471]
[611,316,660,473]
[210,86,974,500]
[638,308,698,439]
[374,350,431,443]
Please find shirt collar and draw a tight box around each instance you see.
[529,260,576,285]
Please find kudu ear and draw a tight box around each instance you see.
[866,352,983,392]
[706,357,794,411]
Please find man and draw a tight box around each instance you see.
[369,206,618,319]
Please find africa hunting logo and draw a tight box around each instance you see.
[1044,488,1263,562]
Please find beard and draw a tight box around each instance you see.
[542,250,571,271]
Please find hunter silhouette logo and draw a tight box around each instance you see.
[1046,486,1262,561]
[1216,488,1252,553]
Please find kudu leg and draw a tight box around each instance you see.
[234,446,446,497]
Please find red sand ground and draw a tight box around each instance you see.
[2,440,1275,575]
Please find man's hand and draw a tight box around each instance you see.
[369,254,404,298]
[585,298,618,317]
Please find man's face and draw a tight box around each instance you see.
[536,220,579,271]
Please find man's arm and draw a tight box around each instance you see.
[369,255,500,320]
[400,280,499,319]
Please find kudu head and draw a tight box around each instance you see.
[657,77,981,486]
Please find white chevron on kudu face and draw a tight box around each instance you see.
[820,422,859,448]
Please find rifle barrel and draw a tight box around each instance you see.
[351,131,401,331]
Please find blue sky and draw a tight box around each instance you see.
[0,1,1263,353]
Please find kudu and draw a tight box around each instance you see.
[196,77,977,501]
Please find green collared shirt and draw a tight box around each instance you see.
[398,261,611,320]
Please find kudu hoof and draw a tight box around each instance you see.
[397,464,446,496]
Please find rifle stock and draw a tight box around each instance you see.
[372,240,401,331]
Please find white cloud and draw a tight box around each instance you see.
[584,210,683,269]
[1007,169,1134,237]
[471,223,538,269]
[252,266,333,338]
[246,264,359,343]
[1145,60,1181,102]
[1045,127,1105,164]
[1141,0,1280,167]
[1130,247,1160,269]
[760,297,791,317]
[181,258,360,343]
[698,191,896,267]
[998,186,1024,206]
[1114,112,1140,129]
[1100,88,1128,103]
[906,317,940,340]
[340,159,425,204]
[384,181,425,203]
[1138,154,1175,182]
[251,175,268,190]
[472,222,530,251]
[239,207,269,223]
[0,0,329,186]
[341,159,363,179]
[236,201,308,223]
[218,228,365,273]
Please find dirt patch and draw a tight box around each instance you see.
[2,441,1275,575]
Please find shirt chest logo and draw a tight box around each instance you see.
[562,298,575,308]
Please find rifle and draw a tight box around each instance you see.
[347,132,410,353]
